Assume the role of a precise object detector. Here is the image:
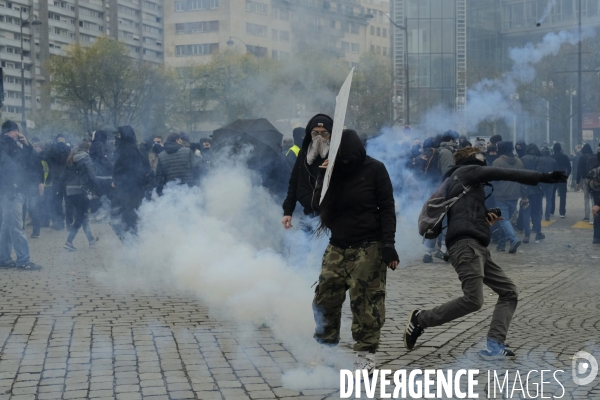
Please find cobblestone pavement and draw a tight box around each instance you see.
[0,191,598,400]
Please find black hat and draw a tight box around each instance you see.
[307,114,333,133]
[489,135,503,145]
[1,120,19,135]
[292,127,304,147]
[442,130,459,142]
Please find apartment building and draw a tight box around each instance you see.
[163,0,388,68]
[0,0,164,122]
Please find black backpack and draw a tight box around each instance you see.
[586,166,600,193]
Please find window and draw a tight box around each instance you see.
[383,47,387,56]
[345,5,353,16]
[180,0,218,11]
[383,28,387,38]
[279,30,289,42]
[119,5,140,16]
[246,22,267,36]
[272,7,289,20]
[175,1,185,11]
[175,43,219,56]
[351,43,359,53]
[350,23,359,34]
[246,1,266,14]
[80,7,103,18]
[143,24,162,34]
[341,21,349,32]
[376,27,381,36]
[370,26,374,35]
[143,1,157,10]
[341,41,349,52]
[271,29,278,39]
[330,19,336,28]
[175,21,218,33]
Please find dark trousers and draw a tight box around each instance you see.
[541,184,554,219]
[66,194,94,243]
[522,194,543,236]
[110,189,143,242]
[594,194,600,241]
[551,182,567,216]
[418,239,518,344]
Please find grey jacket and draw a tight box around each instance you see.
[492,155,527,201]
[156,142,201,193]
[437,141,456,175]
[59,151,99,196]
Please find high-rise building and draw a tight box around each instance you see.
[163,0,387,68]
[391,0,467,131]
[0,0,165,122]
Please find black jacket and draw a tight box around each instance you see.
[314,131,396,249]
[445,165,543,249]
[282,114,332,216]
[538,154,558,174]
[551,151,572,177]
[59,151,99,196]
[576,145,598,184]
[0,135,38,194]
[112,126,151,209]
[89,131,113,177]
[520,144,544,195]
[43,141,70,185]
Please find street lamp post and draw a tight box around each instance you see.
[19,8,42,134]
[365,12,409,126]
[227,36,261,72]
[542,80,553,145]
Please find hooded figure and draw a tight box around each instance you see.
[550,143,571,218]
[282,114,333,220]
[437,130,459,175]
[89,130,113,178]
[110,126,151,241]
[492,141,527,251]
[311,129,398,373]
[514,140,527,158]
[577,143,599,221]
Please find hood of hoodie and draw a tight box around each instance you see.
[497,141,514,156]
[553,142,562,154]
[581,143,593,155]
[301,114,334,150]
[439,141,457,152]
[92,130,108,143]
[73,150,89,163]
[334,130,366,175]
[515,140,527,157]
[164,141,183,154]
[526,143,541,157]
[117,126,137,145]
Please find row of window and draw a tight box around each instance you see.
[53,1,75,11]
[119,5,140,17]
[2,91,31,101]
[370,45,388,56]
[0,45,21,55]
[175,21,219,34]
[49,12,75,24]
[246,1,267,14]
[0,16,21,25]
[271,29,290,42]
[143,1,161,11]
[175,0,219,12]
[341,41,359,53]
[2,106,25,114]
[80,8,103,18]
[272,6,289,21]
[175,43,219,56]
[80,20,103,31]
[0,61,32,71]
[246,22,267,36]
[370,26,387,37]
[3,76,32,85]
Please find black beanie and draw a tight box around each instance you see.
[497,141,514,155]
[1,120,19,135]
[307,114,333,133]
[553,142,562,153]
[489,135,503,145]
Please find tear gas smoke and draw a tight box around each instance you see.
[537,0,557,26]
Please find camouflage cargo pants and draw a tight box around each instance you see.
[312,242,387,352]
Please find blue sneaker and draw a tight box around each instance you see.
[479,340,516,360]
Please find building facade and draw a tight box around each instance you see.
[163,0,389,68]
[1,0,164,122]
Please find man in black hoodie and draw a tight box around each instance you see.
[282,114,333,231]
[403,147,566,359]
[110,126,151,241]
[89,130,113,214]
[44,134,72,230]
[576,143,598,222]
[312,129,398,374]
[539,146,558,221]
[550,143,571,218]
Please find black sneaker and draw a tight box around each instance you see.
[523,236,530,244]
[16,262,42,271]
[508,241,521,254]
[479,340,516,360]
[403,310,424,350]
[0,261,16,269]
[423,254,433,263]
[535,233,545,242]
[434,250,449,262]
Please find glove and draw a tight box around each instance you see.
[382,246,399,265]
[540,171,568,183]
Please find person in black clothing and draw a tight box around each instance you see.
[520,144,545,242]
[403,147,567,359]
[539,146,558,221]
[44,134,72,230]
[110,126,151,241]
[515,140,527,159]
[576,143,598,222]
[550,143,572,218]
[89,130,113,214]
[592,146,600,243]
[24,138,45,239]
[281,114,333,232]
[59,141,100,251]
[311,129,398,373]
[155,132,201,195]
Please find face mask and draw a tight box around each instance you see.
[306,135,330,165]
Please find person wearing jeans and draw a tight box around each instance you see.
[0,120,42,270]
[496,200,521,252]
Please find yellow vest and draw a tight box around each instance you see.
[286,145,300,157]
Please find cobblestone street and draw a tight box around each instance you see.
[0,191,598,400]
